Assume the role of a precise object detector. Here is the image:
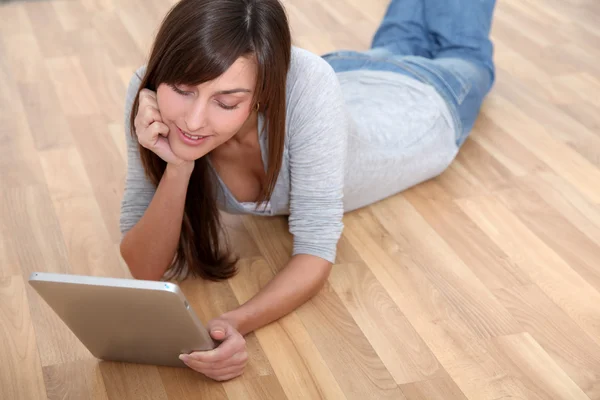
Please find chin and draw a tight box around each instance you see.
[169,138,208,162]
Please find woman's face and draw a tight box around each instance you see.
[156,56,258,161]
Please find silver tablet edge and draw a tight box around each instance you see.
[28,271,184,297]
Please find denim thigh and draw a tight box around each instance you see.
[322,49,493,147]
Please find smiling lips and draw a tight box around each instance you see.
[177,126,209,146]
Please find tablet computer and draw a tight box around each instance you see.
[28,272,216,368]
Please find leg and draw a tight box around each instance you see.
[369,0,433,58]
[381,0,497,145]
[426,0,496,82]
[417,0,497,144]
[323,0,497,146]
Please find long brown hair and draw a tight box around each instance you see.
[129,0,291,281]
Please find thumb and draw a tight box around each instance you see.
[210,324,228,341]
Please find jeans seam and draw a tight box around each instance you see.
[405,59,470,104]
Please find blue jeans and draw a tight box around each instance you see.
[322,0,496,146]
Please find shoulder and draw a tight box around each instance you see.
[285,47,346,132]
[286,46,341,99]
[289,46,336,76]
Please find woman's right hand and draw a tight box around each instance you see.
[134,89,192,170]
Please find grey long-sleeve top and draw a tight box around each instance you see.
[120,46,458,264]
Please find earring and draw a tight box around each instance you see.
[255,102,260,112]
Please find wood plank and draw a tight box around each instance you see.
[0,185,91,366]
[68,115,127,244]
[221,375,289,400]
[296,283,405,399]
[485,94,600,203]
[108,122,127,161]
[116,0,169,55]
[492,333,589,399]
[0,112,45,189]
[456,195,600,344]
[77,44,129,122]
[493,284,600,398]
[0,186,69,277]
[434,159,488,199]
[493,76,600,168]
[219,213,263,259]
[0,3,35,38]
[370,196,523,339]
[99,362,168,400]
[242,215,294,272]
[1,32,45,85]
[493,184,600,291]
[158,367,228,400]
[18,78,74,151]
[24,1,75,58]
[525,172,600,247]
[52,0,92,32]
[559,102,599,138]
[229,257,347,400]
[0,276,47,400]
[340,209,533,399]
[471,115,550,177]
[400,376,468,400]
[0,38,21,115]
[38,147,128,278]
[92,10,146,68]
[45,56,101,117]
[404,182,531,290]
[328,261,446,384]
[43,359,109,400]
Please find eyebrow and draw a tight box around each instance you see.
[215,88,252,95]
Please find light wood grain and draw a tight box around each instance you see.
[38,147,127,278]
[43,359,109,400]
[493,333,589,399]
[0,276,47,400]
[230,257,348,400]
[493,284,600,398]
[457,195,600,344]
[67,115,126,244]
[99,362,169,400]
[400,376,468,400]
[2,0,600,398]
[328,261,445,385]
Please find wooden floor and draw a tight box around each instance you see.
[1,0,600,399]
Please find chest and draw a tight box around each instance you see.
[209,141,266,203]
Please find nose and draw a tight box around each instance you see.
[183,99,207,133]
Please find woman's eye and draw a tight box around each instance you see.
[217,101,239,110]
[170,84,189,96]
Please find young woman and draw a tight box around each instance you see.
[120,0,496,381]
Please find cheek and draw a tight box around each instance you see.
[156,90,182,120]
[210,110,252,136]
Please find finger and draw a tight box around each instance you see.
[210,328,227,341]
[139,121,169,148]
[182,350,247,371]
[210,370,245,382]
[182,359,245,381]
[148,121,170,138]
[139,88,157,102]
[139,106,162,128]
[191,336,245,364]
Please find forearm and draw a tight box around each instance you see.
[222,254,332,336]
[120,162,193,281]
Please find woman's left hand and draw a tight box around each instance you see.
[179,317,248,381]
